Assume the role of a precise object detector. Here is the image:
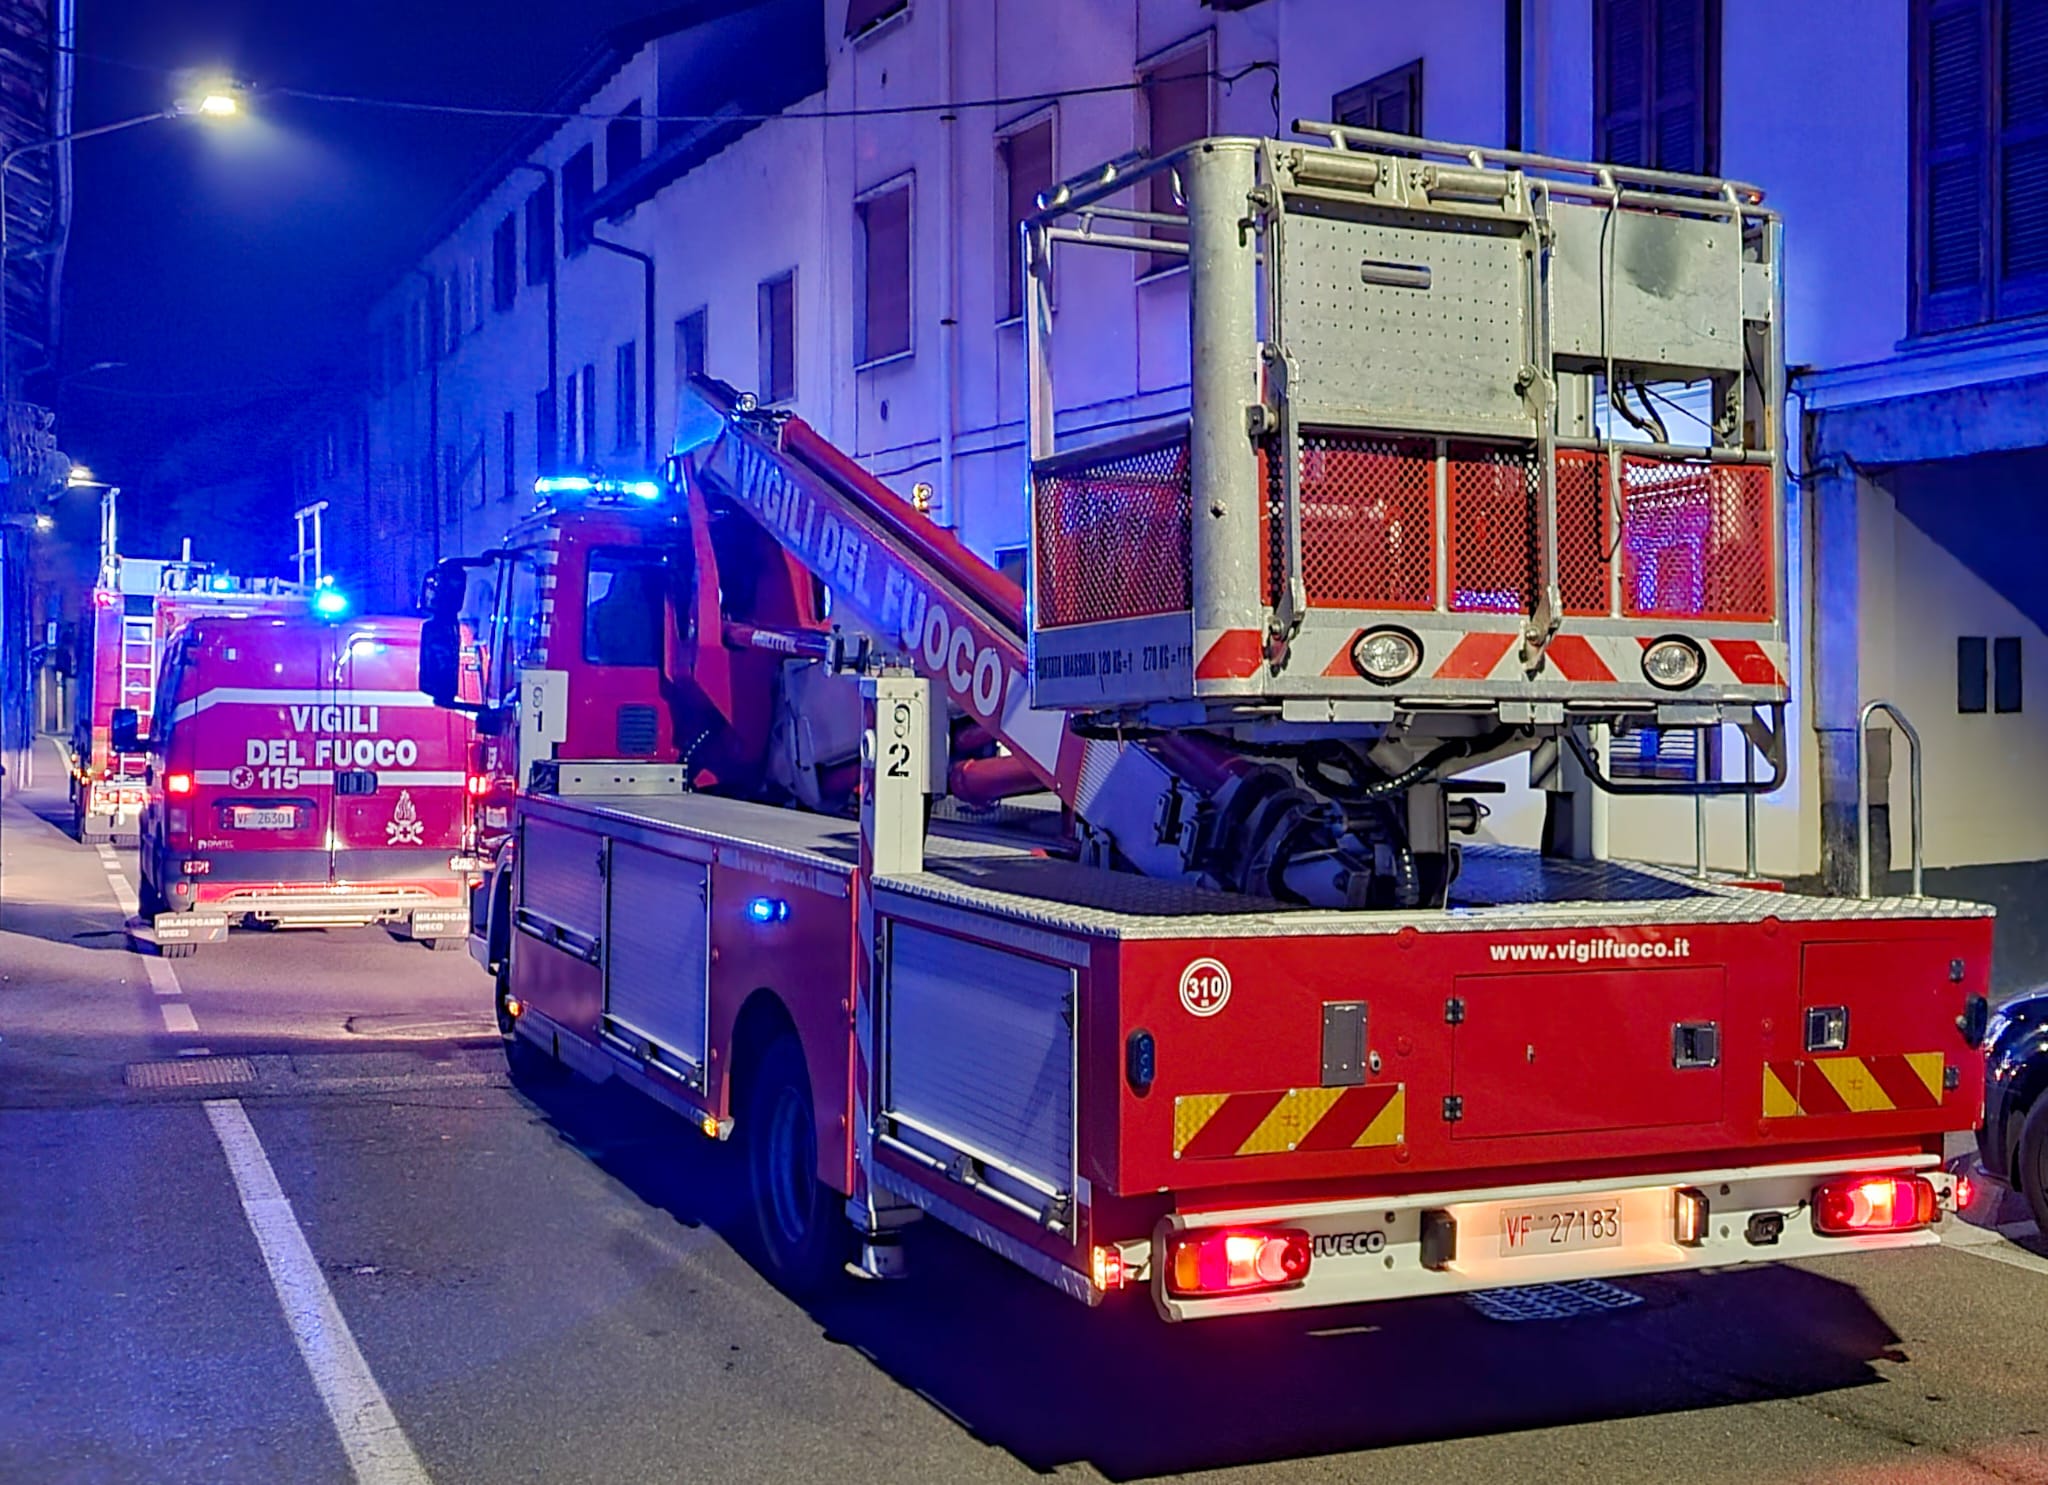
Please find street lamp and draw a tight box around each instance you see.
[0,85,245,421]
[65,466,120,566]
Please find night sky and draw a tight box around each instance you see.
[56,0,670,564]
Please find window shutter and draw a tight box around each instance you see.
[1651,0,1703,172]
[860,185,912,362]
[1925,2,1990,313]
[845,0,906,38]
[1599,0,1648,165]
[1998,0,2048,305]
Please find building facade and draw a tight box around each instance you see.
[299,0,2048,893]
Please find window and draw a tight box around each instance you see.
[845,0,908,38]
[1912,0,2048,334]
[615,342,639,452]
[535,389,557,476]
[675,307,707,389]
[1334,59,1423,134]
[997,117,1054,321]
[524,181,554,286]
[759,271,796,402]
[1996,634,2024,712]
[857,179,913,363]
[584,551,666,668]
[1139,42,1212,274]
[503,410,518,501]
[562,145,595,255]
[493,215,518,312]
[1594,0,1721,174]
[581,365,598,462]
[607,101,643,183]
[1960,635,1989,712]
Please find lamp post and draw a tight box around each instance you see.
[65,464,118,568]
[0,90,240,426]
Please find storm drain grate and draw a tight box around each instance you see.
[124,1056,259,1091]
[1463,1280,1643,1323]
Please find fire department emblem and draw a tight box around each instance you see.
[1178,957,1232,1018]
[386,789,425,846]
[229,765,255,789]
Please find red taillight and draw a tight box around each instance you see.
[166,773,195,796]
[1954,1173,1976,1212]
[1165,1227,1311,1296]
[1812,1175,1938,1236]
[465,774,490,798]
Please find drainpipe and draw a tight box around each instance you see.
[408,268,442,572]
[507,162,560,475]
[1505,0,1524,150]
[936,0,958,525]
[588,233,658,471]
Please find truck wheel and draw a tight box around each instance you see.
[745,1032,848,1296]
[2019,1097,2048,1237]
[138,870,166,920]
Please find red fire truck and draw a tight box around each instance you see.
[70,554,309,843]
[118,612,477,956]
[417,128,1992,1318]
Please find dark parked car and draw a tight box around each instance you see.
[1979,988,2048,1232]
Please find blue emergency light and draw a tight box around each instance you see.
[534,475,664,502]
[313,587,349,618]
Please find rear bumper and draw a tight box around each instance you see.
[1136,1154,1958,1321]
[158,887,469,940]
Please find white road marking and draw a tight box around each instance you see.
[160,1002,200,1034]
[203,1100,432,1485]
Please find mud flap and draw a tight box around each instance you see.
[146,912,230,947]
[405,905,470,944]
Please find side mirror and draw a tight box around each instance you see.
[110,707,145,755]
[418,559,470,705]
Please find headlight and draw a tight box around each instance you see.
[1642,636,1706,690]
[1350,626,1423,685]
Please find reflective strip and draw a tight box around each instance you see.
[168,688,440,724]
[1762,1053,1945,1117]
[1174,1083,1406,1159]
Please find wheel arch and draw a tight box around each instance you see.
[725,985,849,1199]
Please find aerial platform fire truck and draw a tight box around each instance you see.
[117,612,477,956]
[71,552,309,843]
[418,125,1993,1319]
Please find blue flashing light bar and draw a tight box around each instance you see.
[313,589,350,618]
[534,475,664,502]
[208,575,235,592]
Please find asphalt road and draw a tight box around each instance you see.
[4,749,2048,1485]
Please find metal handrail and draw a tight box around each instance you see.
[1856,699,1924,898]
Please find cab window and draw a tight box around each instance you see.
[583,550,666,668]
[490,553,546,703]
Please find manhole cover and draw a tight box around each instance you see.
[125,1056,259,1090]
[1463,1280,1643,1323]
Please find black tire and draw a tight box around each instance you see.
[744,1032,849,1296]
[499,972,565,1084]
[2019,1096,2048,1238]
[138,868,166,920]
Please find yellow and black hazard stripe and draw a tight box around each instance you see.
[1762,1053,1945,1118]
[1174,1083,1405,1160]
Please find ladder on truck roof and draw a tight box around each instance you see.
[677,378,1222,887]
